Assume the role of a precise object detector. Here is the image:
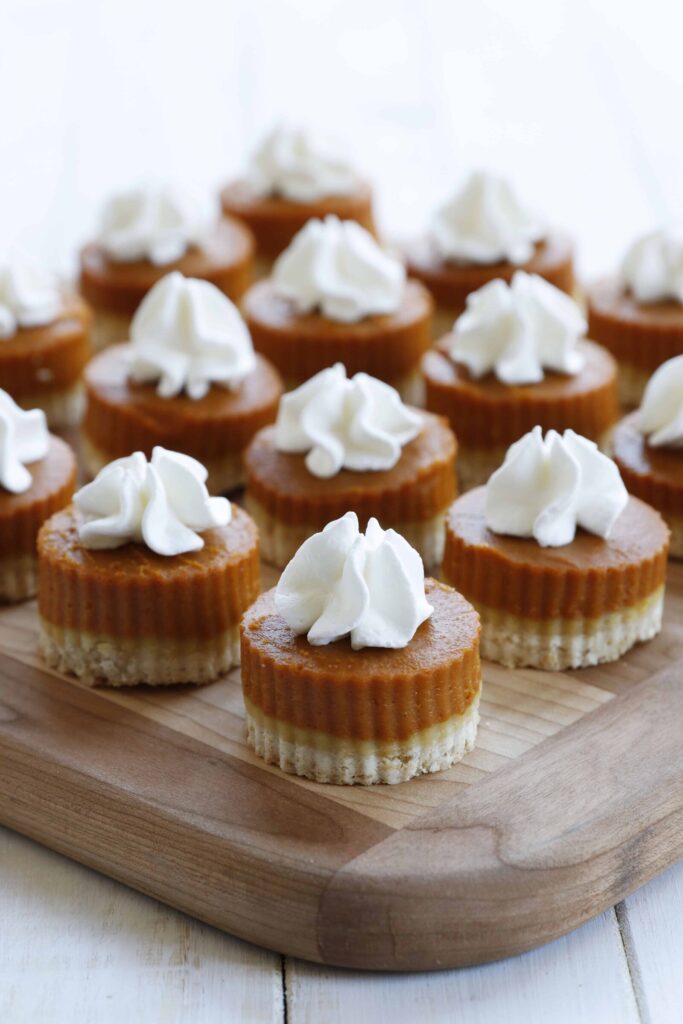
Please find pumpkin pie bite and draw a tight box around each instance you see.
[79,186,254,351]
[588,228,683,406]
[241,512,481,785]
[82,271,283,493]
[443,426,669,670]
[38,447,260,686]
[405,172,575,338]
[612,355,683,558]
[243,216,432,402]
[220,126,375,276]
[423,273,619,491]
[244,363,456,569]
[0,390,76,602]
[0,257,92,429]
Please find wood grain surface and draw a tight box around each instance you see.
[0,561,681,970]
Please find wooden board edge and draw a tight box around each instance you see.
[315,662,683,969]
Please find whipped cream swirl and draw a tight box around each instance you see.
[273,216,405,323]
[639,354,683,448]
[275,363,422,477]
[275,511,433,649]
[97,187,201,266]
[431,171,545,266]
[0,389,49,494]
[0,258,61,339]
[247,126,357,203]
[486,427,628,548]
[621,227,683,304]
[129,271,256,399]
[449,272,586,384]
[74,447,231,555]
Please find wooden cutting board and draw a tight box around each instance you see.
[0,560,682,971]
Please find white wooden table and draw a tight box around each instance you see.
[2,1,682,1020]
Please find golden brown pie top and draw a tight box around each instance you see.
[443,487,669,618]
[243,278,433,382]
[405,232,574,311]
[84,344,283,459]
[79,218,254,316]
[588,278,683,370]
[0,435,77,556]
[241,578,481,740]
[244,412,456,526]
[613,410,683,516]
[220,178,375,257]
[0,292,92,395]
[423,337,618,447]
[38,503,260,637]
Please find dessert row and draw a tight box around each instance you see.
[0,415,671,784]
[3,126,683,431]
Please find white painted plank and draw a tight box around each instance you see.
[617,860,683,1024]
[0,827,283,1024]
[286,911,639,1024]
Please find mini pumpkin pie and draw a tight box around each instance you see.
[588,228,683,406]
[241,511,481,785]
[79,186,254,351]
[244,363,456,569]
[612,355,683,558]
[405,172,575,339]
[244,216,432,403]
[443,426,669,670]
[0,390,76,602]
[38,447,260,686]
[0,257,92,428]
[220,125,375,276]
[423,272,618,490]
[82,271,282,493]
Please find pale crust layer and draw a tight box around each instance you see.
[246,493,447,571]
[240,580,481,743]
[405,232,574,315]
[39,620,241,686]
[244,412,456,530]
[243,278,433,385]
[220,179,376,258]
[443,488,669,620]
[0,554,39,603]
[245,690,480,785]
[38,503,260,639]
[82,435,246,496]
[474,588,664,669]
[423,338,619,449]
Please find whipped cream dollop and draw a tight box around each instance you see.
[275,363,422,478]
[275,511,433,649]
[621,227,683,304]
[97,187,201,266]
[0,389,49,494]
[273,216,405,323]
[431,171,545,266]
[0,258,62,339]
[247,126,357,203]
[74,447,231,555]
[449,272,586,384]
[129,271,256,399]
[486,426,628,548]
[639,354,683,448]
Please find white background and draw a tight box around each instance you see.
[2,1,683,1021]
